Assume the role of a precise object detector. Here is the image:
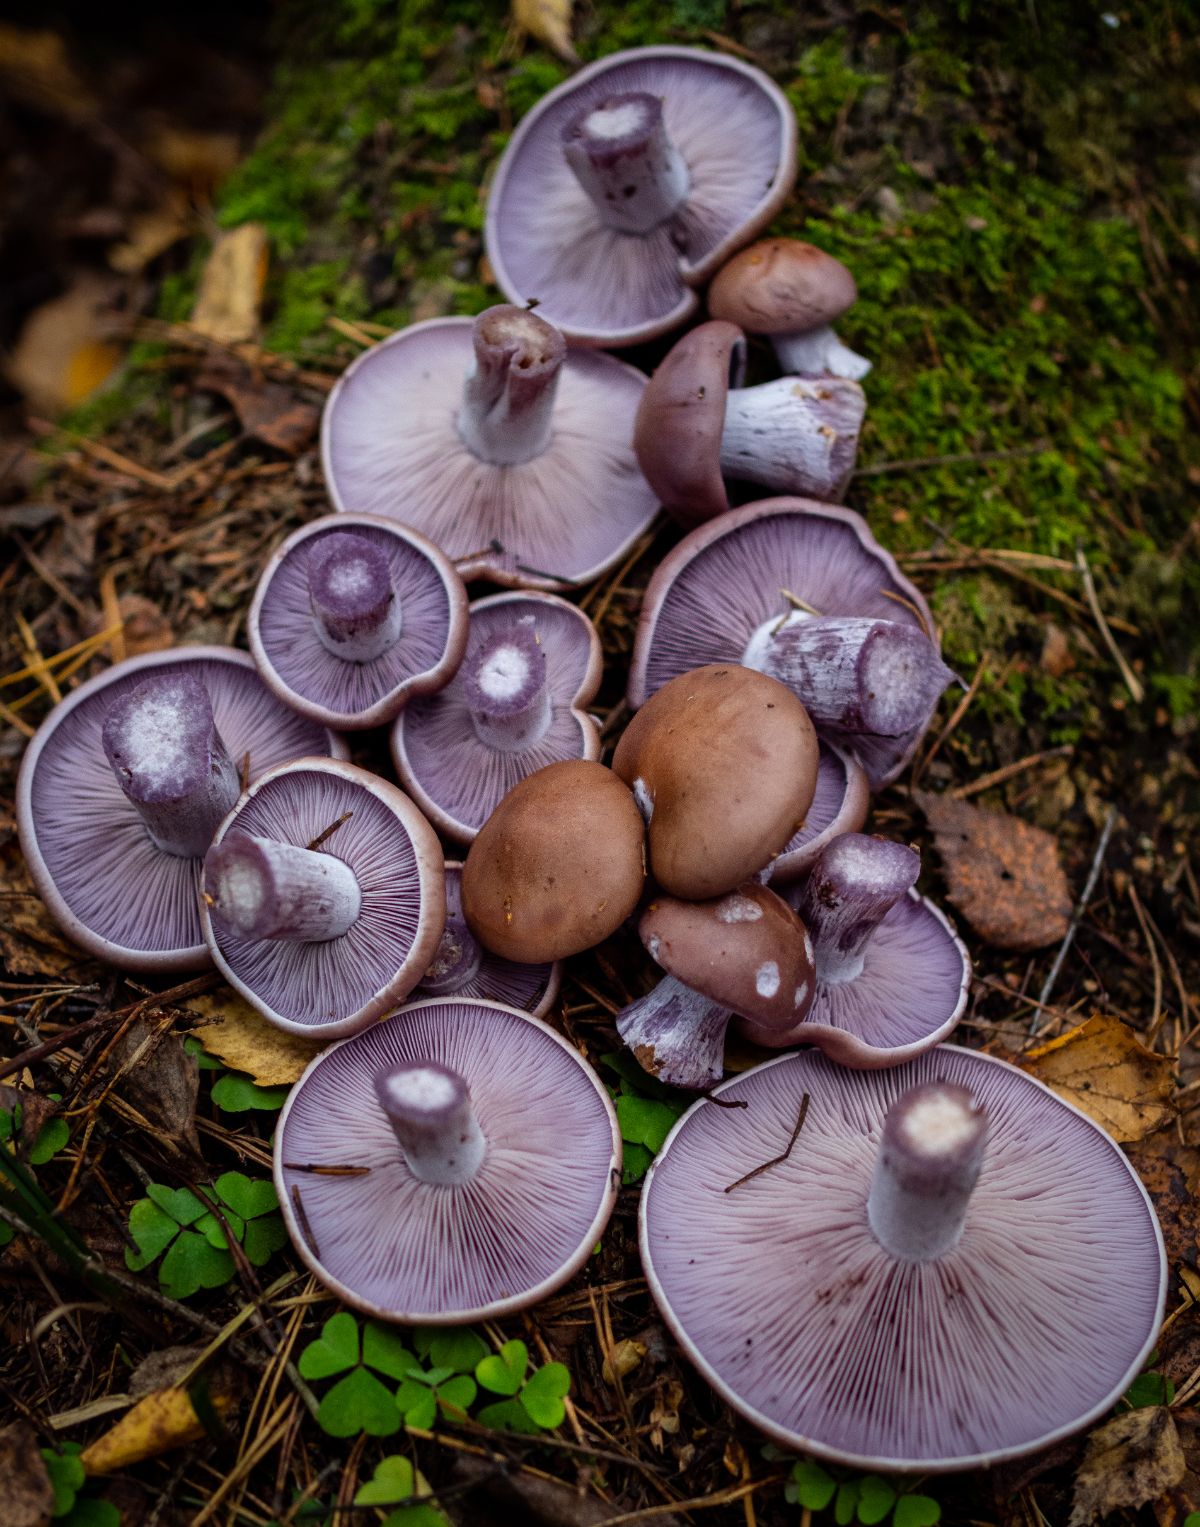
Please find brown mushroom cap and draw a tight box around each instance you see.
[707,239,857,335]
[641,882,816,1030]
[462,759,646,961]
[612,664,819,900]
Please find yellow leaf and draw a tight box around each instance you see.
[1021,1014,1175,1143]
[513,0,578,64]
[5,276,122,416]
[81,1384,235,1476]
[187,987,321,1085]
[190,224,269,346]
[601,1338,646,1386]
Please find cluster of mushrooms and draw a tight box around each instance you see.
[16,45,1165,1477]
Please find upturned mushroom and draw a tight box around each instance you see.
[17,648,345,971]
[707,238,871,380]
[321,304,657,590]
[485,47,796,347]
[633,321,865,526]
[772,741,870,883]
[612,664,818,900]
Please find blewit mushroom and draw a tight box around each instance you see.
[321,305,658,591]
[771,741,870,884]
[485,46,797,347]
[275,996,621,1323]
[640,1045,1167,1470]
[16,647,345,971]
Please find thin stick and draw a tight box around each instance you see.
[912,652,988,785]
[724,1093,809,1193]
[948,745,1073,799]
[306,811,353,851]
[1075,547,1144,702]
[854,441,1049,477]
[290,1186,320,1259]
[1033,806,1118,1027]
[281,1162,371,1176]
[1127,883,1164,1043]
[780,587,822,617]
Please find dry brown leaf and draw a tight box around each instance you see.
[1127,1129,1200,1270]
[1069,1407,1186,1526]
[108,1019,200,1154]
[0,840,82,978]
[186,988,320,1085]
[81,1381,236,1476]
[197,365,319,454]
[914,790,1072,950]
[602,1337,646,1386]
[0,25,96,120]
[148,128,240,198]
[1021,1014,1175,1142]
[0,1420,55,1527]
[513,0,578,63]
[5,275,122,416]
[109,199,193,275]
[190,224,268,346]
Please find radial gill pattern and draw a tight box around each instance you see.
[276,999,620,1322]
[641,1046,1165,1471]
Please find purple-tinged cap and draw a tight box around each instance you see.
[413,862,561,1018]
[770,740,870,884]
[640,1044,1167,1471]
[200,757,444,1037]
[321,310,658,591]
[16,647,346,972]
[627,499,943,789]
[485,47,796,348]
[248,514,469,731]
[391,592,602,844]
[274,996,621,1323]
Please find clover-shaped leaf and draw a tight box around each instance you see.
[158,1232,234,1299]
[0,1104,69,1165]
[475,1397,540,1433]
[299,1311,360,1379]
[364,1322,419,1381]
[41,1443,86,1516]
[520,1362,570,1428]
[217,1172,278,1219]
[835,1479,860,1527]
[145,1183,209,1225]
[414,1326,487,1373]
[435,1374,477,1419]
[857,1476,897,1525]
[125,1199,179,1271]
[316,1366,401,1438]
[211,1072,289,1112]
[62,1500,121,1527]
[615,1094,680,1154]
[788,1460,837,1511]
[476,1339,528,1396]
[893,1495,941,1527]
[356,1455,416,1506]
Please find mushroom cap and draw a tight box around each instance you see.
[320,317,658,590]
[633,320,745,526]
[413,862,561,1018]
[771,740,870,884]
[461,760,645,962]
[641,883,815,1031]
[275,996,620,1322]
[627,499,940,789]
[200,757,444,1037]
[485,46,797,347]
[16,647,346,972]
[612,664,818,901]
[391,592,602,843]
[248,513,469,730]
[707,239,858,335]
[641,1044,1166,1472]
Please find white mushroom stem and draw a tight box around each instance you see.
[617,976,732,1091]
[458,306,566,466]
[101,672,241,859]
[742,613,957,737]
[464,619,553,752]
[307,531,402,663]
[772,325,872,381]
[867,1082,987,1261]
[562,91,690,235]
[718,377,866,503]
[374,1061,487,1185]
[204,833,362,943]
[797,834,920,985]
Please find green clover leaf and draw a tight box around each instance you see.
[210,1073,289,1112]
[835,1479,860,1527]
[242,1215,289,1266]
[145,1184,209,1226]
[1123,1370,1174,1408]
[315,1366,401,1438]
[475,1339,528,1396]
[520,1362,570,1429]
[856,1476,897,1525]
[157,1232,234,1299]
[435,1374,477,1420]
[396,1382,437,1430]
[414,1327,487,1373]
[183,1036,223,1071]
[788,1460,836,1511]
[356,1455,416,1505]
[125,1199,180,1271]
[216,1172,278,1220]
[893,1495,941,1527]
[41,1444,86,1517]
[299,1311,360,1379]
[61,1500,121,1527]
[364,1323,420,1381]
[615,1094,681,1154]
[475,1397,539,1433]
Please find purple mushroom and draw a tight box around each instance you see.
[771,741,869,885]
[321,305,658,591]
[391,591,602,843]
[485,47,796,347]
[16,647,345,971]
[248,513,469,730]
[414,862,561,1017]
[274,996,621,1323]
[628,498,955,789]
[200,757,444,1037]
[640,1045,1166,1470]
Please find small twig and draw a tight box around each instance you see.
[948,744,1073,799]
[912,651,988,786]
[878,586,932,639]
[1033,806,1118,1028]
[853,441,1049,478]
[779,587,822,617]
[307,812,353,851]
[1075,546,1144,702]
[724,1093,809,1193]
[290,1186,320,1258]
[281,1162,371,1176]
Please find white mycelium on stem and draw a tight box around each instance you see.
[307,531,403,663]
[718,376,865,501]
[374,1060,487,1186]
[798,834,921,985]
[772,324,872,381]
[457,307,567,466]
[561,91,690,236]
[867,1082,987,1262]
[100,672,241,859]
[463,618,553,752]
[204,833,362,943]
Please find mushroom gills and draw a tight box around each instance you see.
[204,833,363,943]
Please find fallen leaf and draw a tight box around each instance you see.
[1021,1015,1175,1143]
[914,790,1072,951]
[1127,1131,1200,1270]
[0,1421,55,1527]
[197,365,318,454]
[190,224,268,346]
[602,1337,646,1386]
[0,840,83,978]
[109,199,193,275]
[80,1379,236,1476]
[1069,1407,1185,1526]
[186,988,320,1085]
[513,0,578,63]
[108,1019,200,1154]
[5,276,123,416]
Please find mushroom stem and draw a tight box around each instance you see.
[718,377,865,502]
[307,531,402,662]
[374,1061,486,1185]
[867,1082,986,1261]
[419,914,484,995]
[458,306,566,466]
[772,325,872,381]
[742,614,957,737]
[101,673,241,859]
[797,835,920,984]
[204,833,362,943]
[617,976,732,1090]
[463,619,552,752]
[561,91,690,235]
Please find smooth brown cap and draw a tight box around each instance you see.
[462,760,645,962]
[613,664,819,900]
[641,882,816,1031]
[707,239,857,335]
[632,320,745,529]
